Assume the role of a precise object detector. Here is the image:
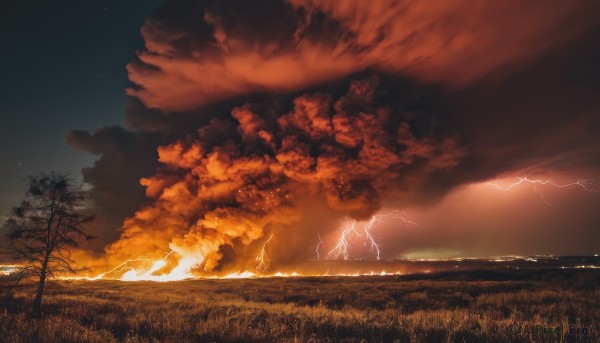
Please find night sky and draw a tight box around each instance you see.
[0,1,162,221]
[2,1,600,274]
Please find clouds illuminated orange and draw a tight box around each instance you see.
[127,0,599,112]
[104,77,464,275]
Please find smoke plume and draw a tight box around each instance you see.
[66,0,600,269]
[105,76,464,272]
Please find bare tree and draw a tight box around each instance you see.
[3,172,94,316]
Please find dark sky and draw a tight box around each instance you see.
[0,1,162,220]
[1,1,600,275]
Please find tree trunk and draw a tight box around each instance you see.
[33,257,48,317]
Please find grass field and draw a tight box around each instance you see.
[0,269,598,342]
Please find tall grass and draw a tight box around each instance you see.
[0,270,597,342]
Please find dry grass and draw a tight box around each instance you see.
[0,269,598,342]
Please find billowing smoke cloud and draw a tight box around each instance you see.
[105,77,464,271]
[127,0,599,112]
[68,0,600,269]
[66,126,160,250]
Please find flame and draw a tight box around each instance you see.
[0,264,18,276]
[95,76,465,281]
[120,256,198,282]
[222,271,256,279]
[79,209,419,282]
[65,175,596,282]
[84,266,405,281]
[53,252,599,282]
[84,250,203,282]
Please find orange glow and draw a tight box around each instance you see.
[92,77,464,281]
[128,1,598,112]
[0,264,18,276]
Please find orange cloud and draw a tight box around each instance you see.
[126,0,598,112]
[106,77,465,271]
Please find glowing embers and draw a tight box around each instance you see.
[322,210,416,261]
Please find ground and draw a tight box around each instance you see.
[0,269,598,342]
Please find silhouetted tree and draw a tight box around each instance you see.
[3,172,94,316]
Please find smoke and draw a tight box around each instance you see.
[66,0,600,270]
[66,126,160,249]
[104,76,464,272]
[126,0,599,112]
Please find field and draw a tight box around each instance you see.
[0,269,598,342]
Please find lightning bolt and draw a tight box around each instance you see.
[383,209,418,226]
[255,234,273,272]
[326,210,416,261]
[314,232,323,261]
[533,185,553,207]
[363,216,381,260]
[92,257,154,279]
[327,219,360,260]
[488,177,599,207]
[91,250,204,281]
